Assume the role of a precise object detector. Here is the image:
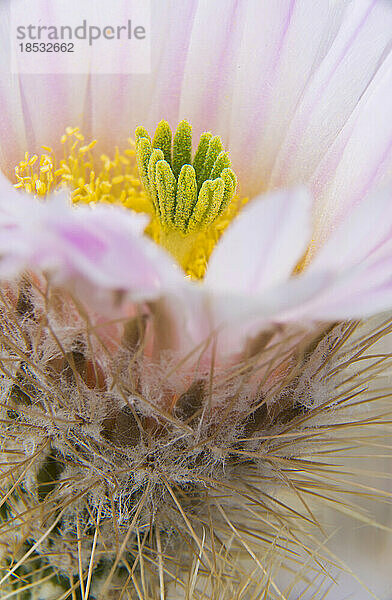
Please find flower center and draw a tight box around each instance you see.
[14,123,246,279]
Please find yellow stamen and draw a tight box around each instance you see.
[14,125,247,280]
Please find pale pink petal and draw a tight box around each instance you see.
[188,271,331,359]
[2,0,391,205]
[0,179,183,302]
[276,262,392,322]
[224,0,348,195]
[205,187,312,294]
[0,4,28,173]
[199,185,392,353]
[88,1,199,148]
[269,0,392,194]
[177,0,246,143]
[179,0,391,200]
[290,187,392,319]
[228,187,392,323]
[310,54,392,246]
[309,187,392,275]
[0,0,199,175]
[0,2,90,177]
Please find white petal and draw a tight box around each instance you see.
[201,186,392,352]
[269,0,392,193]
[0,2,90,177]
[310,54,392,246]
[282,187,392,320]
[0,181,183,304]
[88,1,199,147]
[226,0,348,195]
[310,187,392,274]
[205,187,312,294]
[0,0,199,175]
[1,0,391,205]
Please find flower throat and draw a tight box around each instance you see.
[14,120,245,278]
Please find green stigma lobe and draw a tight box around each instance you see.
[172,120,192,179]
[152,120,172,166]
[147,148,165,215]
[135,119,237,235]
[135,137,152,194]
[156,159,177,228]
[175,165,198,229]
[192,132,212,186]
